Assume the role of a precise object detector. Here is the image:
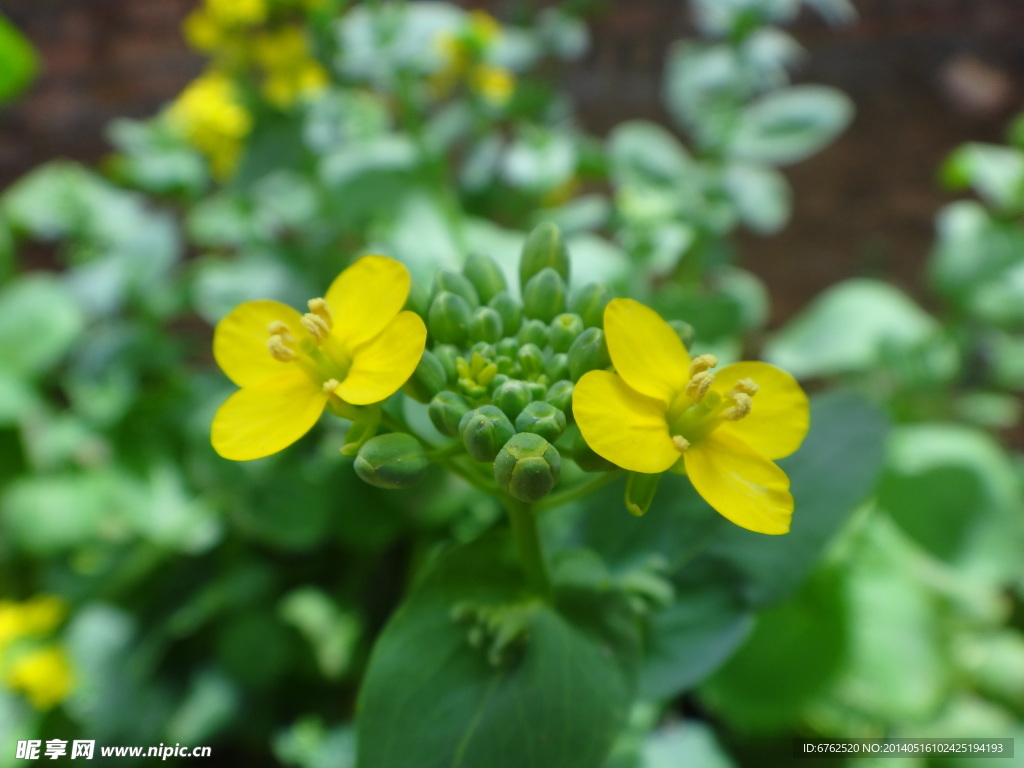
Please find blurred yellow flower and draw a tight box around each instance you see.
[6,646,74,710]
[470,65,515,107]
[211,256,427,461]
[467,10,502,46]
[0,596,66,648]
[168,70,251,180]
[254,27,330,108]
[574,299,810,534]
[207,0,267,27]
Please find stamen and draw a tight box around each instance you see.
[267,320,293,340]
[307,298,333,329]
[301,312,331,343]
[721,393,752,421]
[322,378,340,393]
[732,378,759,396]
[267,335,297,362]
[685,371,714,403]
[672,435,690,452]
[688,354,718,378]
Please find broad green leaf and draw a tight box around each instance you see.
[727,86,853,166]
[607,121,693,188]
[663,42,746,143]
[641,721,738,768]
[502,129,578,193]
[357,535,640,768]
[167,669,240,745]
[275,719,357,768]
[764,278,937,377]
[942,143,1024,212]
[723,163,792,234]
[191,253,309,325]
[701,391,888,607]
[929,201,1024,300]
[0,274,83,379]
[0,14,38,104]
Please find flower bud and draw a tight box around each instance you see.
[544,353,570,382]
[429,291,473,345]
[406,281,431,316]
[354,433,428,489]
[432,270,480,308]
[494,432,561,502]
[549,313,584,353]
[545,379,574,416]
[496,337,520,359]
[463,253,507,304]
[526,381,547,401]
[515,401,566,442]
[402,349,448,403]
[488,372,510,391]
[570,283,612,329]
[517,343,545,377]
[522,267,567,324]
[571,429,615,472]
[519,221,570,291]
[517,319,548,348]
[567,327,610,381]
[668,319,695,350]
[429,391,470,436]
[459,405,516,462]
[625,471,661,517]
[432,343,460,384]
[492,379,533,421]
[469,306,504,344]
[488,291,522,336]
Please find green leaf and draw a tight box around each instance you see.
[663,42,746,143]
[0,14,38,105]
[929,201,1024,301]
[764,278,937,377]
[640,721,738,768]
[727,86,853,166]
[942,143,1024,211]
[700,391,888,607]
[722,163,792,234]
[607,121,693,188]
[0,273,83,378]
[357,535,640,768]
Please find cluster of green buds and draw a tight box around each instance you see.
[353,223,615,502]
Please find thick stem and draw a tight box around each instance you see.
[504,498,552,600]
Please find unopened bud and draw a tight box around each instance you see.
[522,267,567,324]
[494,432,562,502]
[496,337,520,359]
[549,313,584,353]
[459,405,516,462]
[428,391,470,436]
[469,306,504,344]
[354,434,428,489]
[488,291,522,336]
[545,379,574,417]
[520,222,570,291]
[625,472,661,517]
[428,291,473,345]
[544,353,570,382]
[432,344,460,384]
[463,253,507,304]
[567,327,610,381]
[403,349,448,403]
[517,343,545,377]
[432,270,480,308]
[492,379,533,421]
[570,283,612,329]
[517,319,548,348]
[515,401,566,442]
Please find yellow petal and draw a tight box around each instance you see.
[603,298,690,403]
[712,361,810,459]
[211,373,327,461]
[573,370,680,473]
[683,432,793,535]
[335,311,427,405]
[214,300,306,387]
[326,255,412,349]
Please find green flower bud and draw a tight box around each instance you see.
[549,313,585,353]
[494,432,562,503]
[488,373,510,391]
[431,270,479,308]
[459,405,516,462]
[568,327,610,381]
[517,318,548,348]
[519,222,570,291]
[402,349,448,403]
[406,281,431,316]
[354,433,428,489]
[469,306,504,344]
[571,429,615,472]
[517,343,545,377]
[625,471,661,517]
[432,344,460,384]
[492,379,533,421]
[522,267,567,324]
[488,291,522,337]
[463,253,507,304]
[496,337,520,359]
[545,379,574,416]
[470,341,497,360]
[515,401,566,442]
[429,291,472,345]
[495,357,517,376]
[570,283,612,329]
[526,381,548,401]
[429,391,470,436]
[668,319,695,350]
[544,352,570,382]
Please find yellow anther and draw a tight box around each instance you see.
[685,371,714,403]
[689,354,718,378]
[672,435,690,452]
[322,378,340,393]
[732,378,759,397]
[307,298,333,329]
[301,312,330,342]
[267,335,297,362]
[267,320,292,339]
[722,393,752,421]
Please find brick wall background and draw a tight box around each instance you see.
[2,0,1023,320]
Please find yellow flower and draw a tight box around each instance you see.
[211,256,427,461]
[5,645,73,710]
[206,0,267,27]
[0,596,66,650]
[574,299,810,534]
[168,70,251,180]
[467,10,502,45]
[470,64,515,107]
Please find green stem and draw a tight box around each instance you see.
[503,497,552,599]
[536,469,624,512]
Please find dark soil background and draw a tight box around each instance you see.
[2,0,1023,325]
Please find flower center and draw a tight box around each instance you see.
[667,355,758,451]
[265,297,352,389]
